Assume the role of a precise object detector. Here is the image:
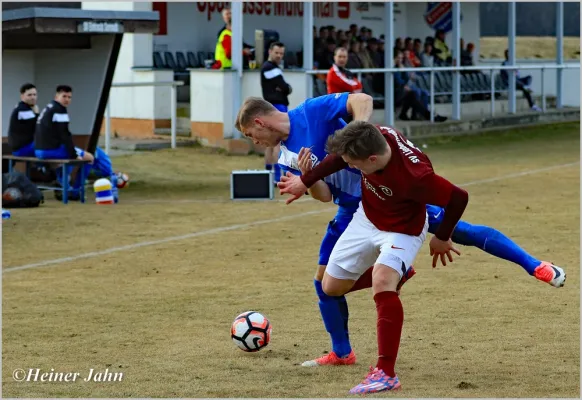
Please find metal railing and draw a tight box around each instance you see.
[305,63,580,124]
[104,81,184,154]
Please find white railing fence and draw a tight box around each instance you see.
[104,81,184,154]
[305,63,580,124]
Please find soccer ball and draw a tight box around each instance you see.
[231,311,272,352]
[115,172,129,189]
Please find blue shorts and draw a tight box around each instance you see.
[426,204,445,235]
[318,207,356,265]
[12,142,35,157]
[272,104,288,112]
[35,145,84,160]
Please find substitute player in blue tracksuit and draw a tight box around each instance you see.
[235,92,566,368]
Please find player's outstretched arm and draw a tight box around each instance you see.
[346,93,374,122]
[409,173,469,268]
[297,147,332,203]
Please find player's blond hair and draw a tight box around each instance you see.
[326,121,388,160]
[235,97,278,132]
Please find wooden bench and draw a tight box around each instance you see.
[2,155,90,204]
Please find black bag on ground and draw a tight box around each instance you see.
[2,171,44,208]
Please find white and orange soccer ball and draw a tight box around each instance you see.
[231,311,272,352]
[115,172,129,189]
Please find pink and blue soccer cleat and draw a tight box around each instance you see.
[349,367,401,394]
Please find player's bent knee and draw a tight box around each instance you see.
[372,258,406,294]
[322,262,359,295]
[322,273,355,296]
[314,265,326,281]
[322,281,350,297]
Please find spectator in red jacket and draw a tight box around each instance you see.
[326,47,363,95]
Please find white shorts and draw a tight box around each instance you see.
[326,205,428,281]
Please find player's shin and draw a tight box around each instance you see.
[452,221,540,275]
[314,279,352,358]
[374,290,403,378]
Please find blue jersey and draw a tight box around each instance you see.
[277,93,361,211]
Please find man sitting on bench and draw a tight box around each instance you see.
[8,83,39,157]
[34,85,95,201]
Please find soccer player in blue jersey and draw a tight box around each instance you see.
[235,93,566,368]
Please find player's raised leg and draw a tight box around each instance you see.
[426,205,566,287]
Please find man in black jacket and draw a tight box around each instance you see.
[34,85,93,162]
[8,83,39,157]
[260,41,292,185]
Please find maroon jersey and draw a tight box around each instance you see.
[360,126,442,235]
[300,124,469,240]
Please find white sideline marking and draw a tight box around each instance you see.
[4,161,579,274]
[458,161,580,187]
[3,209,333,274]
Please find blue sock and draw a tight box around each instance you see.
[452,221,541,275]
[314,279,352,358]
[274,164,281,182]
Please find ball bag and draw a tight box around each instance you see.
[2,171,44,208]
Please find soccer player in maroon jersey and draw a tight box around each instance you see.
[278,120,469,394]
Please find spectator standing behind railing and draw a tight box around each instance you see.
[327,48,363,95]
[212,7,252,70]
[326,48,362,123]
[433,29,452,65]
[8,83,39,157]
[501,49,541,111]
[261,42,292,186]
